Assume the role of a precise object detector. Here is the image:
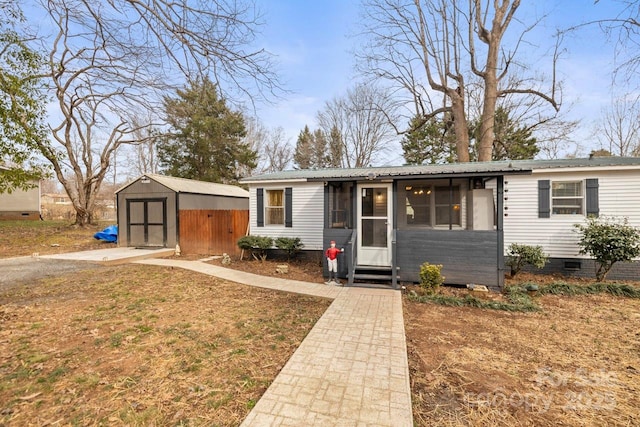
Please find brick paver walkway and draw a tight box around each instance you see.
[138,259,413,426]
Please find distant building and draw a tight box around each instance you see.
[0,168,41,220]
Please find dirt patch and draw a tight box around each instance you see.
[0,264,331,426]
[405,293,640,426]
[207,255,326,284]
[0,221,112,259]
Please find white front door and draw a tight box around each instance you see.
[357,183,392,266]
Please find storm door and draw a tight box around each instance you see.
[356,183,392,266]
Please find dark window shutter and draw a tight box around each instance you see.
[538,180,550,218]
[285,187,293,228]
[256,188,264,227]
[586,178,599,217]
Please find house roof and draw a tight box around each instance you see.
[117,174,249,198]
[240,157,640,183]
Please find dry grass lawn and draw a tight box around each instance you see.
[2,221,640,426]
[0,264,330,426]
[0,221,111,258]
[405,292,640,426]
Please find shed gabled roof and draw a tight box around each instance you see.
[117,174,249,198]
[240,157,640,183]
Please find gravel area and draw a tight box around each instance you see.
[0,257,102,293]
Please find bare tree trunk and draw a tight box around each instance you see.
[358,0,560,164]
[449,89,470,162]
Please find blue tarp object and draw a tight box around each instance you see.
[94,225,118,242]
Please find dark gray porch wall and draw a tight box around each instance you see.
[396,229,503,291]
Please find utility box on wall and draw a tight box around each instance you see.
[467,189,495,230]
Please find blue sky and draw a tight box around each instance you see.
[252,0,636,163]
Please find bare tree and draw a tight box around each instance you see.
[262,127,293,173]
[244,118,292,173]
[317,84,396,168]
[357,0,561,162]
[26,0,280,225]
[125,116,161,177]
[595,95,640,156]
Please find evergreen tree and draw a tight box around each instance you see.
[327,125,343,167]
[312,128,329,167]
[470,107,538,160]
[401,115,457,165]
[293,125,314,169]
[157,78,256,183]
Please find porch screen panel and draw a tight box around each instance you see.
[435,186,461,225]
[329,182,353,228]
[405,185,431,226]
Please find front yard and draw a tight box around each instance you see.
[1,221,639,425]
[0,264,330,425]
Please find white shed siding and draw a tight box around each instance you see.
[502,169,640,258]
[249,182,325,250]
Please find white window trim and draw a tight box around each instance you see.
[265,188,285,226]
[551,180,584,216]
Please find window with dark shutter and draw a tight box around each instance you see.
[285,187,293,227]
[585,178,599,217]
[538,180,550,218]
[256,188,264,227]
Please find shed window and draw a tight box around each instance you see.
[266,189,284,225]
[552,181,583,215]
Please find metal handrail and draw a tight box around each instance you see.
[347,229,357,286]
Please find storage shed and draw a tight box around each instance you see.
[116,174,249,255]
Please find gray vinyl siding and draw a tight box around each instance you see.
[396,229,502,290]
[179,193,248,210]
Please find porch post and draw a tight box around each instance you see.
[496,175,505,290]
[392,180,398,289]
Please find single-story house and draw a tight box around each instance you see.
[116,174,249,255]
[493,157,640,282]
[0,171,40,220]
[240,157,640,290]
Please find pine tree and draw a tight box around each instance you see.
[470,107,538,160]
[327,126,343,167]
[401,115,457,165]
[157,78,256,183]
[293,125,314,169]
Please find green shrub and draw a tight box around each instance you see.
[574,216,640,281]
[237,235,274,262]
[274,237,304,260]
[419,262,444,294]
[506,243,548,277]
